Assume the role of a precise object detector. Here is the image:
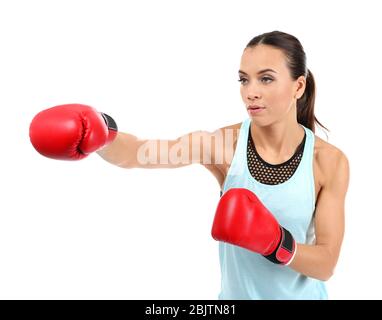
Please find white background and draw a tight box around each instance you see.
[0,0,381,299]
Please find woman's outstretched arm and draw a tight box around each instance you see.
[96,130,217,169]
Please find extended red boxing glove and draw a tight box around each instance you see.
[211,188,296,265]
[29,104,118,160]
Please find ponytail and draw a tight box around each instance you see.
[296,69,328,134]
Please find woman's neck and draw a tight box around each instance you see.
[250,120,305,158]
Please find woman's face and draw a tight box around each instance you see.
[239,44,305,126]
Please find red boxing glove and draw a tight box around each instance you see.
[29,104,118,160]
[211,188,296,265]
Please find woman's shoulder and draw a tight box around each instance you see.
[219,122,242,131]
[313,135,347,160]
[313,134,349,185]
[212,121,242,143]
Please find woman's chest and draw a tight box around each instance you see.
[215,138,324,204]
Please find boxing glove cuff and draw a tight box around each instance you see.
[263,226,296,265]
[101,113,118,144]
[101,113,118,131]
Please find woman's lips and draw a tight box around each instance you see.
[248,104,264,109]
[247,105,265,115]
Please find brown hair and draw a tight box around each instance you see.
[245,31,329,135]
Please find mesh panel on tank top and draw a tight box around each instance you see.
[247,127,306,185]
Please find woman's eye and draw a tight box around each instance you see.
[261,76,273,83]
[237,77,273,85]
[238,78,248,85]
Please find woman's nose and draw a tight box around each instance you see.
[245,87,261,100]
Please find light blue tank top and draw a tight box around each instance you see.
[218,118,328,300]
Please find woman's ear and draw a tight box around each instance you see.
[295,75,306,99]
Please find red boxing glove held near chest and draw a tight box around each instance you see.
[211,188,296,265]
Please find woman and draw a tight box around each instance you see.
[29,31,350,299]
